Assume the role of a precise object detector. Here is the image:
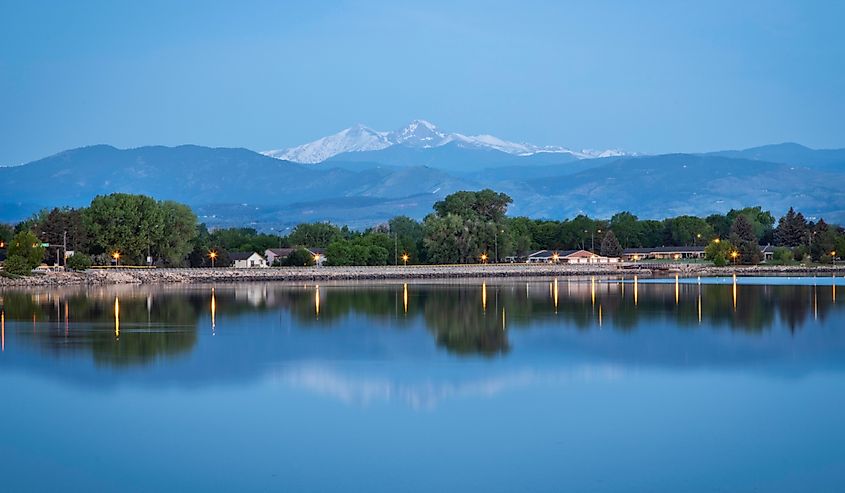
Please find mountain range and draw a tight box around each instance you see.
[1,121,844,230]
[263,119,627,163]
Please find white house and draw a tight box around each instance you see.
[230,252,268,268]
[264,247,327,266]
[526,249,619,264]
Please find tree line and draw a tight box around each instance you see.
[1,190,843,274]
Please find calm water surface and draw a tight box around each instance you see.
[1,276,844,492]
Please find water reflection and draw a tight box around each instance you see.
[210,287,216,334]
[0,277,842,367]
[114,296,120,339]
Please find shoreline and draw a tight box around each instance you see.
[2,263,844,287]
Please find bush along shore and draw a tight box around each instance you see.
[2,263,844,287]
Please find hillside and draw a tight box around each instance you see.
[2,143,844,229]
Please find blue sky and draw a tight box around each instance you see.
[1,0,843,164]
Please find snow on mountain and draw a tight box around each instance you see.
[263,124,391,163]
[263,120,629,163]
[388,119,449,148]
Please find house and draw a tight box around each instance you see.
[526,249,619,264]
[761,245,776,262]
[622,246,706,262]
[265,248,295,266]
[230,252,268,268]
[264,247,327,266]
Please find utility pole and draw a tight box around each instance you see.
[494,228,498,263]
[394,233,398,266]
[63,230,67,267]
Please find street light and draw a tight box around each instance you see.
[313,254,321,266]
[832,250,837,265]
[730,250,739,265]
[480,253,489,264]
[585,229,601,251]
[401,253,409,266]
[112,251,121,266]
[208,250,218,268]
[493,228,504,263]
[714,238,721,244]
[551,252,560,263]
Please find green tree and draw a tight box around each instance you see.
[774,207,808,247]
[772,247,795,265]
[600,230,623,257]
[433,189,512,222]
[283,247,317,266]
[8,231,45,268]
[809,219,839,262]
[389,216,425,263]
[664,215,713,246]
[609,212,641,247]
[66,253,93,271]
[31,207,89,258]
[705,213,732,240]
[730,215,762,264]
[0,223,13,247]
[704,238,734,262]
[639,220,667,247]
[326,237,389,266]
[288,223,343,248]
[423,213,478,264]
[84,193,164,264]
[727,206,775,243]
[506,217,535,257]
[154,201,198,266]
[209,227,281,253]
[2,255,32,276]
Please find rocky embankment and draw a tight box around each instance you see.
[1,263,843,287]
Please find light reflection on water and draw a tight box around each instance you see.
[1,277,844,492]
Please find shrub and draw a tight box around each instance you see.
[772,247,794,265]
[66,253,93,271]
[8,231,45,268]
[283,248,316,266]
[793,245,809,262]
[712,252,728,267]
[3,255,33,276]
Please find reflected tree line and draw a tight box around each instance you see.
[0,278,839,364]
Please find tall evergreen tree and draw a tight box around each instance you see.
[600,230,623,257]
[774,207,808,247]
[730,215,761,264]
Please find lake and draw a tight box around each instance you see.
[1,276,844,492]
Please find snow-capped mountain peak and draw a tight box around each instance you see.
[388,119,449,148]
[263,124,390,163]
[263,120,630,163]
